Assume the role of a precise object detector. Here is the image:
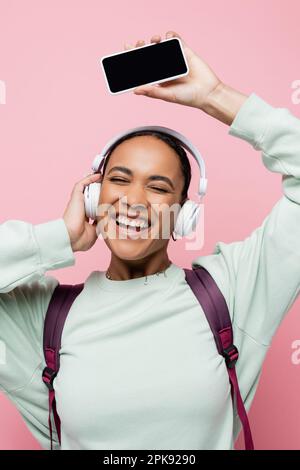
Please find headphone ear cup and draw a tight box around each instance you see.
[173,200,201,238]
[84,182,101,220]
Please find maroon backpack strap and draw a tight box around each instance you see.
[184,266,254,450]
[42,283,84,450]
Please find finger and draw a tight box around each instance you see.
[150,35,161,44]
[133,82,160,94]
[165,30,185,46]
[124,39,145,50]
[80,173,102,184]
[124,42,135,50]
[133,84,175,102]
[73,173,102,194]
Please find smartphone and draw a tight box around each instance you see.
[100,38,189,95]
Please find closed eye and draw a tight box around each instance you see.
[109,177,127,183]
[109,177,169,193]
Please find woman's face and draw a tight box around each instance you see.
[96,135,186,261]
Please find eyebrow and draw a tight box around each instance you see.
[107,166,175,190]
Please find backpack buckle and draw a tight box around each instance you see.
[42,366,57,391]
[223,344,239,369]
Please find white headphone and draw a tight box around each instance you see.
[84,125,207,239]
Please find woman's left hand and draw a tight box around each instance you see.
[124,31,223,110]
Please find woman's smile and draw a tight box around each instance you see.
[110,212,154,240]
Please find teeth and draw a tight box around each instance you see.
[116,215,149,229]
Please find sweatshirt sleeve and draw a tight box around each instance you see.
[192,93,300,347]
[0,218,75,392]
[0,218,75,293]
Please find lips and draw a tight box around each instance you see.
[116,220,148,234]
[111,212,151,228]
[113,218,151,241]
[106,210,151,239]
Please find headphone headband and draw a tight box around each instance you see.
[91,125,207,197]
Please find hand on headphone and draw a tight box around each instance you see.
[63,173,102,252]
[125,30,223,111]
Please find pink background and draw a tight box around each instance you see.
[0,0,300,450]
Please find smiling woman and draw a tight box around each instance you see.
[95,130,192,279]
[2,30,300,453]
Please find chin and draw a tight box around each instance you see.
[107,238,152,261]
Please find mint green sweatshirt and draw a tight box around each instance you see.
[1,93,300,450]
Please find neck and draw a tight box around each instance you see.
[106,251,172,281]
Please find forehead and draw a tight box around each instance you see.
[106,135,182,176]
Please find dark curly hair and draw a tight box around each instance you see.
[101,130,191,203]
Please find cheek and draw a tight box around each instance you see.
[156,210,174,239]
[157,201,181,226]
[147,207,176,241]
[99,185,126,203]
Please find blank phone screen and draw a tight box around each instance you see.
[101,39,188,93]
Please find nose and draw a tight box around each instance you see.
[119,183,149,215]
[123,181,148,207]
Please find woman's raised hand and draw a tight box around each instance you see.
[63,173,102,252]
[125,31,223,110]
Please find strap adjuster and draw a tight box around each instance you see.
[223,344,239,369]
[42,366,57,391]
